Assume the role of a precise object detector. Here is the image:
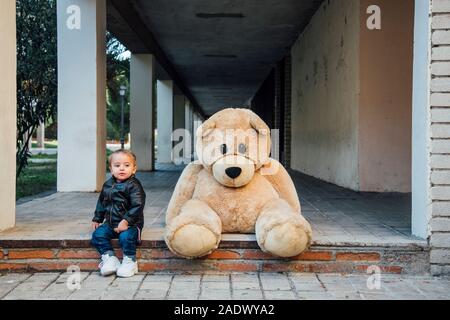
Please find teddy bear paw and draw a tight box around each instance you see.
[169,224,219,258]
[262,222,309,258]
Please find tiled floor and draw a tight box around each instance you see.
[0,163,424,246]
[1,271,449,300]
[290,170,420,245]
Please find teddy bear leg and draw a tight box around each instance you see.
[255,199,312,258]
[165,199,222,259]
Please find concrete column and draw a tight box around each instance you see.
[0,0,16,231]
[36,121,45,148]
[411,0,431,239]
[193,113,203,161]
[173,94,185,159]
[57,0,106,191]
[29,130,33,149]
[156,80,173,163]
[185,101,194,160]
[184,101,193,136]
[130,54,155,171]
[23,129,32,150]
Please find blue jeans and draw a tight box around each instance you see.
[91,224,139,259]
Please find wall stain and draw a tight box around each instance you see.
[313,60,318,78]
[323,56,328,83]
[336,57,347,71]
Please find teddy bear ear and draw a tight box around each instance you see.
[249,112,270,136]
[196,119,216,138]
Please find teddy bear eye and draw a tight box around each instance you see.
[238,143,247,154]
[220,144,228,155]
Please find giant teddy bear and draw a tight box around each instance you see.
[164,108,312,258]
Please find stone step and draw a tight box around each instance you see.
[0,235,429,274]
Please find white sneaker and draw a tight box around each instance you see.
[99,254,120,276]
[116,256,138,278]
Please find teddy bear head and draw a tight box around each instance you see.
[195,108,271,188]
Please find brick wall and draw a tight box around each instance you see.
[0,244,429,274]
[273,59,287,164]
[430,0,450,275]
[250,55,291,168]
[250,70,275,128]
[274,62,282,132]
[273,61,282,163]
[284,54,292,168]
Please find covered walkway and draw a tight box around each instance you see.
[1,166,422,246]
[2,0,449,274]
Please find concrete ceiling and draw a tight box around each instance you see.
[108,0,323,116]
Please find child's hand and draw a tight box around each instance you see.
[114,219,129,233]
[92,222,100,230]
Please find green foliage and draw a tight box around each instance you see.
[15,1,129,180]
[107,118,120,142]
[106,32,130,141]
[16,0,57,177]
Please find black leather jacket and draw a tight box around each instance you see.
[92,175,146,229]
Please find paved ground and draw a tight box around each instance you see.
[1,271,449,300]
[1,164,424,247]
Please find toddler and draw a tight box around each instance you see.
[91,149,146,277]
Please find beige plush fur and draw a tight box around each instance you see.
[165,108,312,258]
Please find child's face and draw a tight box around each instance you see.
[109,153,137,182]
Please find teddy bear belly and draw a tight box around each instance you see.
[193,172,279,233]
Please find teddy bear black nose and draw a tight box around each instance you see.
[225,167,242,179]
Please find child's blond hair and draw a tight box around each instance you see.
[108,149,137,167]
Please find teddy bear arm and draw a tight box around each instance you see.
[166,162,203,224]
[262,158,301,213]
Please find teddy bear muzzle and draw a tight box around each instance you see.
[212,155,255,188]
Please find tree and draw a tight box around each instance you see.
[16,1,129,177]
[106,32,130,142]
[16,0,57,177]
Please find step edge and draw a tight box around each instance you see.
[0,239,429,250]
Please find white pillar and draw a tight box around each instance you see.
[29,129,33,150]
[411,0,431,239]
[185,101,194,161]
[130,54,155,171]
[0,0,16,231]
[23,129,32,150]
[173,94,185,159]
[185,101,193,138]
[156,80,173,163]
[193,113,203,161]
[57,0,106,191]
[37,121,45,148]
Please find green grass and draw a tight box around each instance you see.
[32,140,58,149]
[16,148,111,200]
[16,162,57,199]
[30,153,57,159]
